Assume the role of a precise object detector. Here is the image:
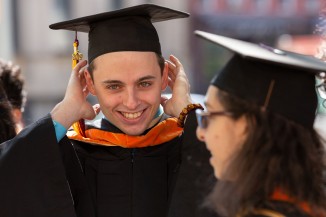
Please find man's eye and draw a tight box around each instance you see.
[107,85,120,90]
[139,82,151,88]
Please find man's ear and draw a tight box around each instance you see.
[161,62,169,91]
[84,69,96,95]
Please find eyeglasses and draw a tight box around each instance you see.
[196,109,234,129]
[316,73,326,100]
[316,82,326,99]
[316,83,326,111]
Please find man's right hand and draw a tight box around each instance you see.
[50,60,97,129]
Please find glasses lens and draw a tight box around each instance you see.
[196,112,202,128]
[196,110,208,129]
[201,115,208,128]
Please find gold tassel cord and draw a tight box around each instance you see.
[71,31,85,135]
[72,31,83,69]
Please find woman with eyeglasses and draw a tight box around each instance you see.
[194,31,326,217]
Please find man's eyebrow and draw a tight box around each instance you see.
[137,75,156,82]
[101,75,156,85]
[102,80,123,85]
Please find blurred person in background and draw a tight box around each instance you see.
[195,31,326,217]
[0,58,27,133]
[0,83,16,143]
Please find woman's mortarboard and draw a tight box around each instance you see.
[195,30,326,128]
[49,4,189,64]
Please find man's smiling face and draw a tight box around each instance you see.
[86,51,168,136]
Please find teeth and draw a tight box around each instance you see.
[122,111,142,119]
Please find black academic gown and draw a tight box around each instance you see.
[168,111,218,217]
[0,115,77,217]
[0,114,182,217]
[66,115,182,217]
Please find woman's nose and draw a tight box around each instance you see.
[196,126,205,142]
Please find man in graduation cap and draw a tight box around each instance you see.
[0,4,204,217]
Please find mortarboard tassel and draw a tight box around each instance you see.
[71,31,86,136]
[72,31,83,69]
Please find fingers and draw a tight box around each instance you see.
[166,55,186,79]
[73,60,88,74]
[71,60,88,85]
[166,60,176,80]
[169,55,184,73]
[68,60,88,89]
[74,61,90,96]
[166,56,180,85]
[169,55,181,67]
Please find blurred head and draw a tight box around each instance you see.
[85,51,168,136]
[0,59,26,132]
[197,85,326,215]
[194,31,326,215]
[196,85,248,179]
[0,83,16,143]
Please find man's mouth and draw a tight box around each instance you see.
[121,111,143,119]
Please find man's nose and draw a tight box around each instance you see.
[123,88,140,110]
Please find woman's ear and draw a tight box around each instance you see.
[161,62,169,91]
[84,69,96,95]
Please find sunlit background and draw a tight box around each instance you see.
[0,0,325,137]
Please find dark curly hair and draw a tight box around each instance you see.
[205,89,326,216]
[0,83,16,143]
[0,59,26,111]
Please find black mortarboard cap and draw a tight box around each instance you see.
[195,30,326,128]
[49,4,189,63]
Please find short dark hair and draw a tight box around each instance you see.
[87,53,165,80]
[204,89,326,216]
[0,60,26,111]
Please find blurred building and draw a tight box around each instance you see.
[189,0,326,139]
[190,0,324,93]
